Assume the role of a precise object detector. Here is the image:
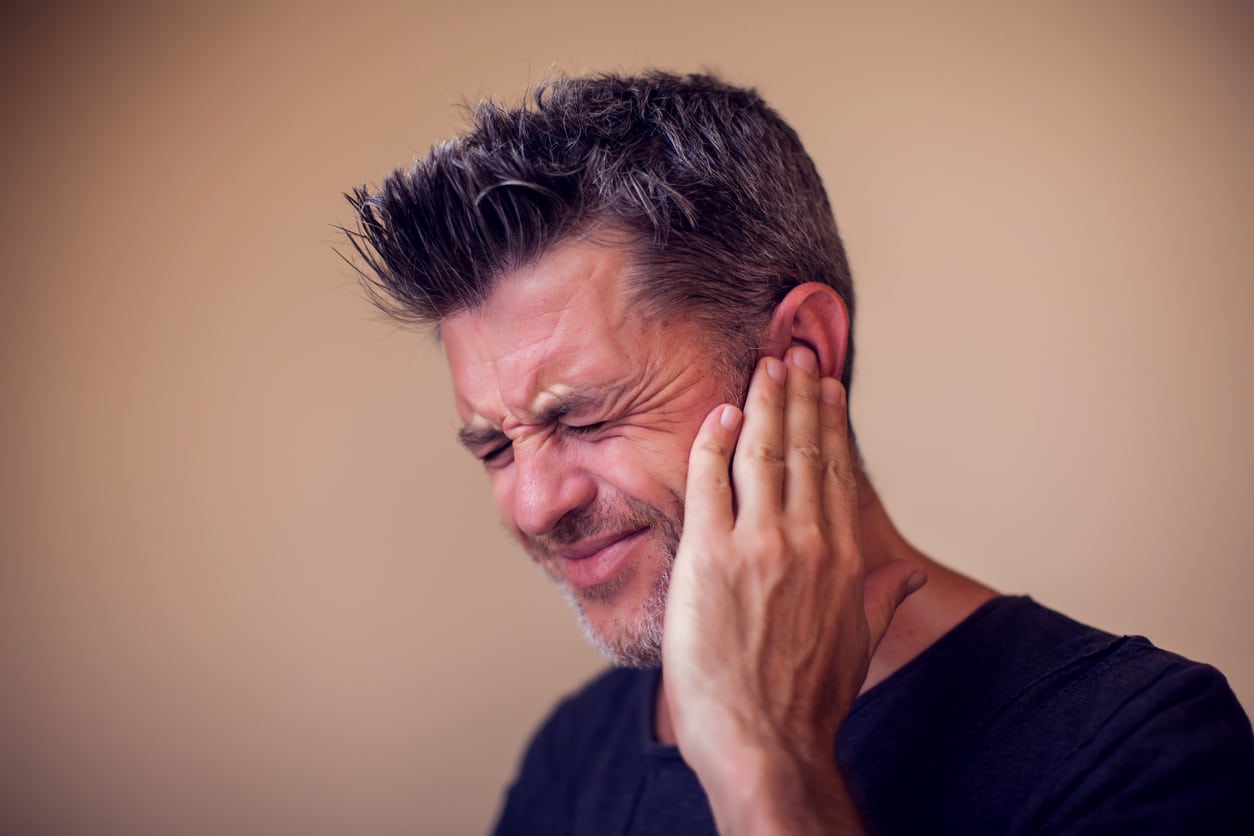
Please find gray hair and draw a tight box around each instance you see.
[344,70,857,391]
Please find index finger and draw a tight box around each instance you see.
[730,356,788,522]
[683,403,743,534]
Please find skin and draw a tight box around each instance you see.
[442,236,997,833]
[443,241,731,664]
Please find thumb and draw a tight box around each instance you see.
[862,559,927,653]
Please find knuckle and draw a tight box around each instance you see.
[835,521,863,553]
[824,456,857,491]
[746,441,785,468]
[791,523,829,562]
[835,548,863,581]
[692,470,729,494]
[791,441,823,466]
[745,527,787,560]
[695,436,728,457]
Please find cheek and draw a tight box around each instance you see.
[599,436,690,511]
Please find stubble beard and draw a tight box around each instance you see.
[524,494,682,669]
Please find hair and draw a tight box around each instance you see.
[344,69,857,393]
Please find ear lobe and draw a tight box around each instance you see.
[760,283,850,378]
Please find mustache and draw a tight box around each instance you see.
[525,497,674,560]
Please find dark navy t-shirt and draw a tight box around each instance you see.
[493,597,1254,834]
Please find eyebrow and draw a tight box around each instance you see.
[457,424,508,451]
[455,392,605,451]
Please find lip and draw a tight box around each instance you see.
[557,528,648,590]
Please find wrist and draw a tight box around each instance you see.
[695,740,863,836]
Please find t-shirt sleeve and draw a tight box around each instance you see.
[1024,659,1254,834]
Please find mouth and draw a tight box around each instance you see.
[554,528,649,591]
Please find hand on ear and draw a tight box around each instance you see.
[759,283,850,378]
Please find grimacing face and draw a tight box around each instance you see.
[441,238,737,667]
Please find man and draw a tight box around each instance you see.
[346,72,1254,834]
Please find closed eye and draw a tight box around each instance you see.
[480,441,513,461]
[562,421,607,437]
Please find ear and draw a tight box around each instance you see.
[759,283,850,379]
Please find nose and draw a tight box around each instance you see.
[510,436,597,537]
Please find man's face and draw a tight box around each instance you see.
[441,238,736,667]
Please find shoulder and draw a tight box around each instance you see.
[957,598,1254,784]
[969,598,1247,730]
[843,597,1254,834]
[926,596,1242,713]
[1013,608,1254,833]
[973,599,1254,832]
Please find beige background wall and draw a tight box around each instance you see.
[2,1,1250,833]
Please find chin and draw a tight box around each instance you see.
[560,561,671,670]
[526,508,682,668]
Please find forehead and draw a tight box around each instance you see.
[441,238,675,423]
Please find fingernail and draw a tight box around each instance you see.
[720,405,741,429]
[906,571,927,595]
[764,357,786,383]
[787,346,817,371]
[820,377,841,404]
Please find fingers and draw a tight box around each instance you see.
[733,347,854,534]
[818,376,859,552]
[683,403,743,534]
[783,346,823,515]
[731,356,787,520]
[862,560,927,652]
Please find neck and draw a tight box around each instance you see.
[852,467,997,693]
[654,466,997,746]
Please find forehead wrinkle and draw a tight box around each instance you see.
[499,317,635,427]
[446,237,645,432]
